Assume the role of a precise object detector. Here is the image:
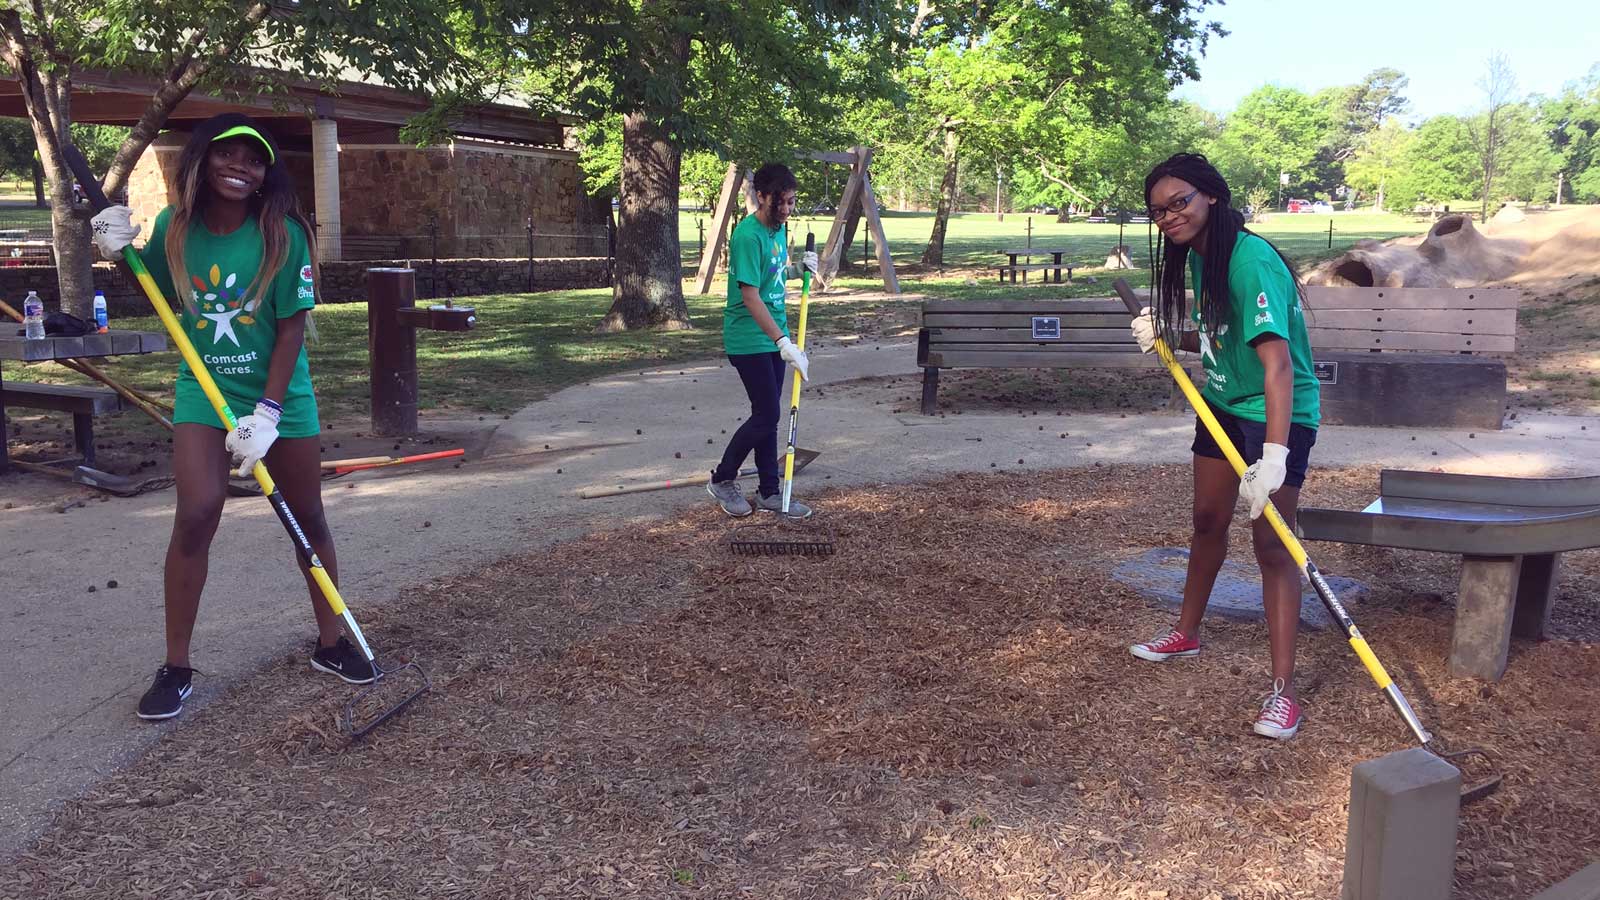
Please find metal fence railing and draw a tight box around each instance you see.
[0,207,57,266]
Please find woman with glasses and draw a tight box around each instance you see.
[1125,153,1321,741]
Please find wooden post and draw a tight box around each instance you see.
[856,149,900,294]
[819,149,869,287]
[695,163,743,295]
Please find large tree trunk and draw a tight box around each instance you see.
[596,111,692,332]
[45,153,94,317]
[921,128,960,267]
[30,157,44,208]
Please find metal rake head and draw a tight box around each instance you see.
[341,659,431,741]
[725,520,836,556]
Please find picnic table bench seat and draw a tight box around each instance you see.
[0,382,125,465]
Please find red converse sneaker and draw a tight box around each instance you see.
[1128,628,1201,662]
[1253,678,1302,740]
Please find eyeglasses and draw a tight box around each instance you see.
[1148,189,1199,223]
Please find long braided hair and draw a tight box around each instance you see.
[1144,153,1303,345]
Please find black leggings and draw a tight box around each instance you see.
[714,351,786,497]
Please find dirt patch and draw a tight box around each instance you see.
[5,465,1596,899]
[1509,274,1600,415]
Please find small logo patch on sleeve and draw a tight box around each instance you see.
[300,265,313,283]
[1256,292,1269,308]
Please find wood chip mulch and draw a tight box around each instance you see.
[4,465,1597,900]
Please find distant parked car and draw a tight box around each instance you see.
[1311,201,1334,214]
[1286,198,1312,213]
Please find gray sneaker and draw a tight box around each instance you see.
[707,478,752,517]
[756,492,813,519]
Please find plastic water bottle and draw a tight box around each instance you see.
[22,290,44,340]
[93,291,109,333]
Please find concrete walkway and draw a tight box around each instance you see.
[3,338,1597,858]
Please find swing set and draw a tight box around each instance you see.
[694,146,900,295]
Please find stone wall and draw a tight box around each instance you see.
[123,137,604,263]
[335,141,610,260]
[0,258,611,319]
[315,258,611,304]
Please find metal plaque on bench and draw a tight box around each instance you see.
[1313,360,1338,385]
[1031,316,1061,340]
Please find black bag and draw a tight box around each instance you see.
[44,311,92,337]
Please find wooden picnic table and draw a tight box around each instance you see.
[997,248,1072,284]
[0,330,168,473]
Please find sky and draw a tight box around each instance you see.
[1174,0,1599,120]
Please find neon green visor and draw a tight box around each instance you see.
[212,125,275,165]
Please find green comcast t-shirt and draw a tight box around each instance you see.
[1187,232,1321,428]
[723,213,790,355]
[143,207,320,437]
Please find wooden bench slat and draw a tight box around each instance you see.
[927,328,1136,345]
[1309,328,1515,353]
[996,263,1073,272]
[923,299,1129,314]
[1,382,126,414]
[925,349,1155,369]
[1304,287,1521,310]
[1307,308,1516,334]
[922,312,1131,328]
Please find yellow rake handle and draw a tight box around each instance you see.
[780,233,814,514]
[1112,279,1430,745]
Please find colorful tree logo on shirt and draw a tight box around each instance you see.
[190,264,259,347]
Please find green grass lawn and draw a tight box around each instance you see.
[17,210,1429,424]
[679,209,1427,271]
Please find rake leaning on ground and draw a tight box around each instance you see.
[1111,277,1500,802]
[68,145,429,740]
[727,232,835,557]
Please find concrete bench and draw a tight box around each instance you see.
[1303,286,1520,430]
[1298,469,1600,681]
[0,381,125,465]
[916,298,1151,413]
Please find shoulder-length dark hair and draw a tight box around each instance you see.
[1144,153,1303,342]
[163,113,319,317]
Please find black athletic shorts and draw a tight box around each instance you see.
[1191,399,1318,488]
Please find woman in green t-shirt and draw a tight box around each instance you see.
[1125,153,1322,741]
[90,114,371,721]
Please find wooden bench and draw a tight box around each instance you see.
[1302,286,1519,429]
[916,287,1521,425]
[917,298,1151,413]
[1298,470,1600,681]
[0,382,125,465]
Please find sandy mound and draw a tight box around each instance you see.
[1309,205,1600,290]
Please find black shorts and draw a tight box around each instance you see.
[1191,400,1317,488]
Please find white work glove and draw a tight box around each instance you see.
[801,250,819,274]
[1239,442,1289,520]
[1130,307,1158,354]
[225,401,281,477]
[89,205,140,258]
[775,335,810,382]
